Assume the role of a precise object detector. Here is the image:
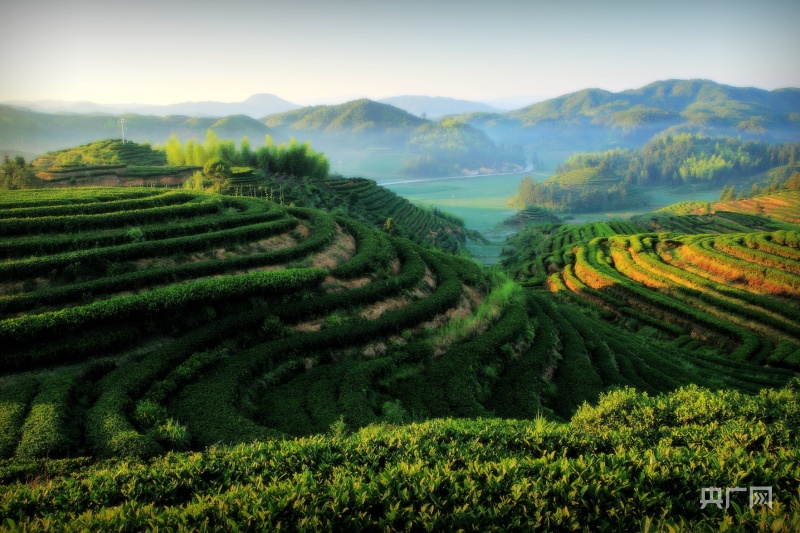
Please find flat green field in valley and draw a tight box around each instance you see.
[380,172,536,232]
[381,175,728,263]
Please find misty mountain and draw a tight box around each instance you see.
[377,96,505,118]
[3,93,301,119]
[261,98,523,177]
[458,79,800,154]
[263,99,428,137]
[506,80,799,128]
[5,80,797,178]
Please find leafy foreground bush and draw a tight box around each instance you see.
[1,383,798,531]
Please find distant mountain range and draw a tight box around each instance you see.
[3,94,510,121]
[0,105,275,154]
[454,79,800,152]
[2,80,799,176]
[2,93,301,119]
[507,79,800,128]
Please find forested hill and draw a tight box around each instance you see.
[509,134,800,212]
[263,99,428,138]
[457,79,800,148]
[555,135,800,187]
[509,80,800,129]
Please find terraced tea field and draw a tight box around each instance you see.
[1,187,798,530]
[3,384,799,530]
[1,188,792,466]
[322,176,466,252]
[646,190,800,226]
[505,191,800,372]
[556,231,800,365]
[0,187,494,456]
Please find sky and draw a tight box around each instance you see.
[1,0,798,107]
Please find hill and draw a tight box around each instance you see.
[263,98,428,137]
[318,177,468,252]
[9,80,796,178]
[713,190,800,225]
[501,205,563,228]
[509,169,648,213]
[32,139,167,168]
[10,138,468,252]
[635,191,800,229]
[510,134,800,213]
[509,80,800,135]
[458,80,800,153]
[403,119,524,177]
[378,95,505,117]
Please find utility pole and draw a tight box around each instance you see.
[118,118,126,143]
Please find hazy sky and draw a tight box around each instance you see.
[1,0,798,106]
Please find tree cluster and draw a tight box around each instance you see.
[402,120,524,177]
[162,132,329,179]
[510,175,645,213]
[556,134,800,186]
[1,155,36,190]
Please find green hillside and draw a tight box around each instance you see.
[20,140,194,186]
[263,98,427,136]
[509,80,800,133]
[17,138,469,252]
[0,102,522,179]
[7,79,797,179]
[319,176,467,252]
[32,139,167,168]
[502,205,563,228]
[403,119,524,176]
[510,134,800,213]
[206,114,276,139]
[509,169,647,213]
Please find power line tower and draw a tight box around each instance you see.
[118,118,126,144]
